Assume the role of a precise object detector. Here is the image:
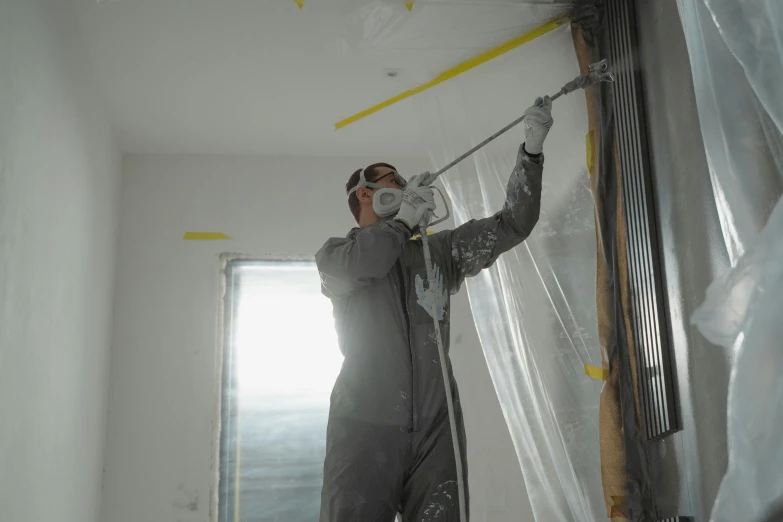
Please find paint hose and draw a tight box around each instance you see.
[419,227,468,522]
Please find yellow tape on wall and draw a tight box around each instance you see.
[234,429,242,522]
[410,230,437,240]
[586,130,596,174]
[183,232,232,240]
[584,364,608,381]
[405,1,414,10]
[294,0,303,8]
[609,495,626,518]
[335,13,571,130]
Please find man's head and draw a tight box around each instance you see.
[346,163,407,227]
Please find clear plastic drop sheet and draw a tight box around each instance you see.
[675,0,783,265]
[679,0,783,520]
[694,198,783,522]
[426,92,605,522]
[345,9,605,520]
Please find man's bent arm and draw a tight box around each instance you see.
[316,220,412,298]
[439,144,543,292]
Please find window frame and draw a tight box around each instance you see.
[211,254,320,522]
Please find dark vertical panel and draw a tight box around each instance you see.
[606,0,677,439]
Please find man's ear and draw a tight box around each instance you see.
[356,186,373,203]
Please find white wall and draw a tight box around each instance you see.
[104,153,534,522]
[0,2,122,522]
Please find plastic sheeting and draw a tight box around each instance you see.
[342,1,574,82]
[675,0,783,266]
[344,5,605,520]
[678,0,783,520]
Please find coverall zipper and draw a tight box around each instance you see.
[395,260,419,432]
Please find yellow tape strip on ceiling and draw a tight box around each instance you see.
[405,1,414,10]
[294,0,304,8]
[334,13,571,130]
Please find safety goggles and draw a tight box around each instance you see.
[347,168,407,196]
[374,171,407,188]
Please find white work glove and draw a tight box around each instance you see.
[523,96,554,155]
[394,173,436,231]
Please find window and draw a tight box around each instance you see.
[217,259,343,522]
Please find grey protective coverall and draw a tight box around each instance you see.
[316,145,543,521]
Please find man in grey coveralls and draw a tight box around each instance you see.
[316,97,553,521]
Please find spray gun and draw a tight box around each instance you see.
[427,59,615,185]
[381,60,615,229]
[550,58,616,101]
[417,60,615,522]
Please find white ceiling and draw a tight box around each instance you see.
[73,0,571,157]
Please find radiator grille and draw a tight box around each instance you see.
[606,0,677,439]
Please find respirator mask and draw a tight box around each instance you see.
[347,168,407,218]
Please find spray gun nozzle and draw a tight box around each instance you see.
[590,59,609,73]
[586,60,616,85]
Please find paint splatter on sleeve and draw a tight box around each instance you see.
[441,144,543,291]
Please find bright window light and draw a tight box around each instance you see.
[234,267,343,399]
[217,260,343,522]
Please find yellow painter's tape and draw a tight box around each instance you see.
[410,230,437,240]
[405,1,414,10]
[234,427,241,522]
[335,13,571,130]
[183,232,232,241]
[294,0,303,7]
[609,495,626,518]
[584,364,608,381]
[586,130,595,174]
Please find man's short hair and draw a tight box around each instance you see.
[346,163,397,223]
